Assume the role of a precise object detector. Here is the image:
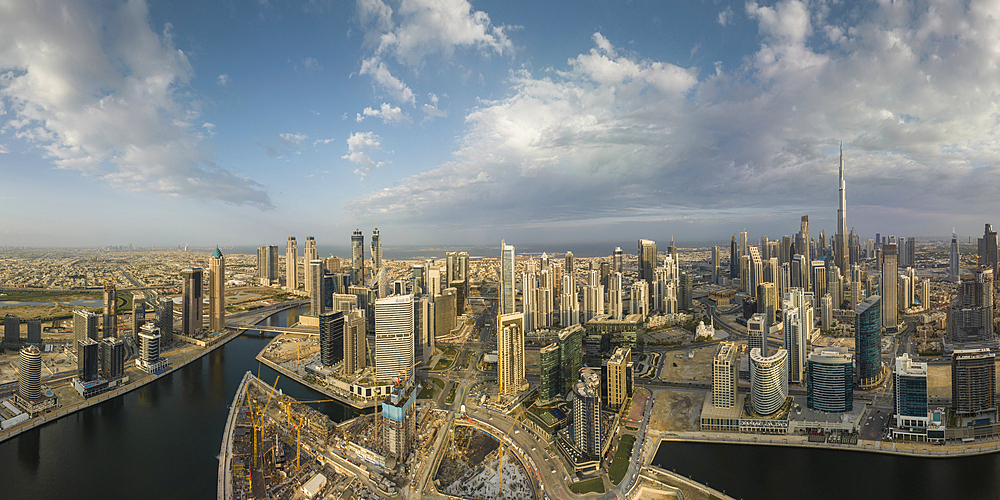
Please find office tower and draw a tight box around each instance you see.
[573,368,602,456]
[740,254,751,294]
[747,313,767,356]
[817,230,825,257]
[560,274,580,327]
[638,239,657,288]
[582,271,604,323]
[559,325,585,395]
[780,235,792,265]
[902,237,916,268]
[750,348,788,416]
[73,310,99,349]
[613,247,623,274]
[806,346,853,412]
[629,281,648,318]
[565,251,574,275]
[309,260,325,316]
[821,294,833,330]
[155,297,174,344]
[738,231,749,261]
[77,338,99,382]
[539,343,561,404]
[760,235,771,259]
[100,281,117,338]
[458,251,469,281]
[344,309,367,374]
[319,311,345,367]
[950,230,961,284]
[434,288,457,337]
[522,271,537,332]
[952,348,997,415]
[855,295,883,389]
[834,144,848,277]
[894,354,928,433]
[783,288,812,384]
[181,268,203,337]
[500,240,515,315]
[413,295,433,363]
[606,346,634,411]
[137,324,168,373]
[979,223,999,276]
[131,294,145,341]
[849,280,863,312]
[371,227,382,272]
[713,343,739,409]
[286,237,298,292]
[411,264,426,295]
[19,345,42,400]
[950,269,994,343]
[25,319,40,345]
[445,251,457,285]
[898,273,912,311]
[427,267,441,297]
[607,272,624,319]
[748,246,763,296]
[351,228,365,285]
[3,313,19,345]
[756,282,777,326]
[711,246,720,284]
[599,261,610,288]
[374,294,414,383]
[881,242,898,331]
[381,381,418,462]
[679,272,693,310]
[208,247,226,332]
[920,279,930,311]
[796,216,811,288]
[849,228,861,266]
[552,262,563,298]
[654,267,677,315]
[536,269,554,328]
[304,236,318,294]
[100,337,125,380]
[811,261,827,300]
[498,312,526,395]
[730,236,739,279]
[256,245,278,286]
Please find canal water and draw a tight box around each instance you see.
[652,440,1000,499]
[1,304,365,499]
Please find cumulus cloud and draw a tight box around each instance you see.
[356,102,409,124]
[349,3,1000,231]
[279,132,308,146]
[218,73,229,86]
[0,0,272,209]
[341,131,387,179]
[718,7,734,27]
[359,57,416,105]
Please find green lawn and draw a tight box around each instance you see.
[443,384,458,405]
[417,383,437,399]
[569,477,605,494]
[608,434,636,485]
[431,377,445,389]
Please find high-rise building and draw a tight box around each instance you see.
[607,272,624,320]
[950,230,960,284]
[18,345,41,401]
[782,288,812,384]
[381,381,418,462]
[711,246,720,284]
[375,294,414,383]
[434,288,457,338]
[780,235,792,265]
[613,247,623,274]
[820,294,833,330]
[573,368,602,457]
[855,295,883,389]
[102,281,117,338]
[730,236,739,279]
[136,324,168,373]
[446,251,457,285]
[181,268,203,337]
[757,282,777,327]
[352,228,365,285]
[77,338,99,382]
[748,246,763,297]
[309,260,326,316]
[881,242,898,331]
[3,313,19,345]
[894,353,928,435]
[74,309,99,350]
[629,281,649,318]
[131,294,145,342]
[679,272,693,311]
[411,264,425,295]
[304,236,317,294]
[559,325,584,396]
[638,239,657,290]
[498,312,526,395]
[952,348,996,415]
[26,319,40,345]
[835,143,849,278]
[559,274,580,327]
[286,236,298,292]
[209,247,226,332]
[605,346,633,411]
[747,313,767,357]
[371,227,382,272]
[319,311,345,367]
[750,348,788,416]
[713,343,739,409]
[949,269,994,343]
[903,237,916,268]
[155,297,173,344]
[539,343,561,404]
[795,216,811,288]
[344,309,367,374]
[500,241,515,315]
[100,337,126,381]
[565,251,574,275]
[979,224,999,276]
[806,346,853,412]
[738,231,749,261]
[256,245,278,286]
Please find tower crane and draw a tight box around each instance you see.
[496,419,517,500]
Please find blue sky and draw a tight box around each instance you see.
[2,0,1000,248]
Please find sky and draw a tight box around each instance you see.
[2,0,1000,249]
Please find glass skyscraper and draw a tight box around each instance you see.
[855,295,882,389]
[806,346,853,412]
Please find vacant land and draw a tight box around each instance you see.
[648,389,705,433]
[659,346,717,383]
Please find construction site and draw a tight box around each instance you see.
[433,424,536,500]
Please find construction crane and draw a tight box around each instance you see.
[296,413,305,471]
[496,419,517,500]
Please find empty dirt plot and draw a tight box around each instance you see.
[648,389,705,433]
[659,346,716,383]
[434,425,535,500]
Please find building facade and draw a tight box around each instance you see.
[806,346,853,413]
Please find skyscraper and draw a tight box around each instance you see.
[498,312,526,395]
[136,324,168,373]
[351,228,364,285]
[783,287,813,384]
[181,267,203,337]
[3,313,19,345]
[304,236,317,295]
[607,272,624,319]
[711,246,720,284]
[101,281,117,338]
[100,337,126,381]
[638,239,657,290]
[131,294,145,342]
[747,313,767,356]
[18,345,41,401]
[344,309,367,374]
[950,269,994,343]
[371,227,382,272]
[209,247,226,332]
[806,346,853,412]
[77,338,99,382]
[952,348,996,415]
[855,295,883,389]
[950,229,960,284]
[605,346,633,411]
[539,343,561,404]
[286,236,298,292]
[319,311,345,367]
[795,216,811,289]
[309,259,325,316]
[713,343,739,409]
[573,368,602,457]
[748,246,763,297]
[750,348,788,416]
[894,353,928,437]
[559,325,584,395]
[730,236,738,279]
[74,309,99,350]
[881,242,898,331]
[565,251,574,275]
[500,240,515,315]
[835,143,849,278]
[979,224,999,276]
[374,294,414,383]
[613,246,623,274]
[155,297,173,344]
[256,245,278,286]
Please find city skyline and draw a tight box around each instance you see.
[5,1,1000,247]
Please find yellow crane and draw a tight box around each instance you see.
[296,413,305,471]
[496,419,517,500]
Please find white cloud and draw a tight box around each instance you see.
[0,0,271,209]
[217,73,229,86]
[303,57,322,71]
[341,131,387,179]
[359,57,416,105]
[350,5,1000,233]
[356,102,409,124]
[421,103,447,122]
[718,6,734,27]
[279,132,308,146]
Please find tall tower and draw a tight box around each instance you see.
[498,312,526,395]
[500,241,515,315]
[881,242,898,331]
[351,228,365,285]
[102,281,117,338]
[372,227,382,272]
[209,247,226,332]
[374,294,414,383]
[950,229,961,284]
[286,237,298,292]
[836,142,849,278]
[181,268,203,337]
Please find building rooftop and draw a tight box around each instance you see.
[211,246,223,258]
